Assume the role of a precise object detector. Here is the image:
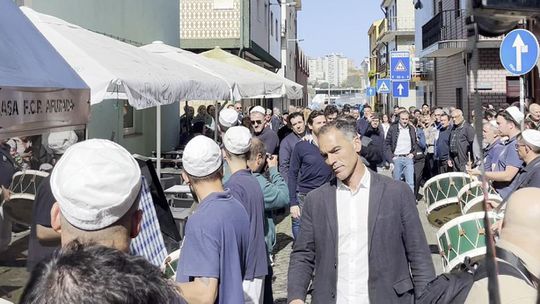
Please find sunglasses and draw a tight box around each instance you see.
[251,120,263,125]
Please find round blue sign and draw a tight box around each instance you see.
[500,29,540,76]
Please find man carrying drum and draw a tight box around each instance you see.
[468,106,524,201]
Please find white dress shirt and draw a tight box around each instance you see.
[336,169,371,304]
[394,124,412,155]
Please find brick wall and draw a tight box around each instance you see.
[435,53,467,108]
[469,48,513,110]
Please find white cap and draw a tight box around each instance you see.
[505,106,525,125]
[266,108,272,115]
[218,108,239,129]
[50,139,142,231]
[250,106,265,115]
[48,131,78,154]
[182,135,222,177]
[522,129,540,149]
[223,126,252,154]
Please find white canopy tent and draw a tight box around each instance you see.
[0,0,90,139]
[21,7,232,109]
[141,41,285,99]
[22,7,235,174]
[201,47,304,100]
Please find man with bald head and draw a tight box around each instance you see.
[526,103,540,130]
[465,188,540,303]
[449,109,475,172]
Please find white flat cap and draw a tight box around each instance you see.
[505,106,525,125]
[522,129,540,148]
[182,135,222,177]
[223,126,252,155]
[250,106,265,115]
[48,131,78,154]
[219,108,239,129]
[50,139,141,231]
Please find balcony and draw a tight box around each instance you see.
[378,16,415,43]
[421,9,467,58]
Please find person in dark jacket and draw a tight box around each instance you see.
[512,129,540,190]
[361,112,384,171]
[449,109,475,172]
[435,113,452,174]
[279,112,306,183]
[384,111,417,192]
[356,105,373,136]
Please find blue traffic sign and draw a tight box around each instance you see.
[500,29,539,76]
[392,81,409,98]
[376,79,391,94]
[390,51,411,80]
[366,87,376,97]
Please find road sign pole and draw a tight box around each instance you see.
[520,75,525,130]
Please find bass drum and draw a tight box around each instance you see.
[424,172,475,227]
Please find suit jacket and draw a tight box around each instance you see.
[287,171,435,304]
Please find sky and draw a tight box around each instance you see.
[297,1,383,66]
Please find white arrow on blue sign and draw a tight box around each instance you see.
[392,81,409,98]
[500,29,539,76]
[390,51,411,81]
[366,87,376,97]
[376,79,391,94]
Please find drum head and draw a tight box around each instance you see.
[3,193,35,226]
[427,201,462,228]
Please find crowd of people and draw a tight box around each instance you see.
[2,100,540,303]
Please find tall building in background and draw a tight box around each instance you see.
[308,54,350,87]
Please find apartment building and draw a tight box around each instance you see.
[415,0,521,114]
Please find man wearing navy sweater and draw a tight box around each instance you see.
[288,110,333,239]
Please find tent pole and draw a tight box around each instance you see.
[157,104,162,178]
[214,100,219,142]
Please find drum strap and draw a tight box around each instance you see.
[494,247,536,288]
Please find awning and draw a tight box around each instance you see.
[0,0,90,139]
[201,47,304,100]
[21,7,233,110]
[141,42,285,100]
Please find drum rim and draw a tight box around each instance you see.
[4,193,35,201]
[443,248,487,272]
[12,170,50,178]
[456,181,484,199]
[461,194,503,214]
[424,172,474,188]
[436,211,496,239]
[426,198,460,214]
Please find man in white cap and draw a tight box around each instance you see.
[514,129,540,190]
[222,126,268,303]
[468,106,524,200]
[49,139,143,253]
[177,135,250,304]
[218,107,238,135]
[250,106,279,154]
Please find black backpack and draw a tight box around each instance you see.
[417,248,534,304]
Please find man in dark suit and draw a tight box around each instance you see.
[287,119,435,304]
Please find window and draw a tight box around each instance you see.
[123,101,135,135]
[455,0,461,17]
[257,0,261,21]
[506,77,520,104]
[455,88,463,110]
[276,19,278,41]
[271,12,274,36]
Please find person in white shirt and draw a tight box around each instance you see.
[288,118,435,303]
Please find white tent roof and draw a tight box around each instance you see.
[201,47,304,100]
[0,0,90,138]
[141,42,285,99]
[21,7,232,110]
